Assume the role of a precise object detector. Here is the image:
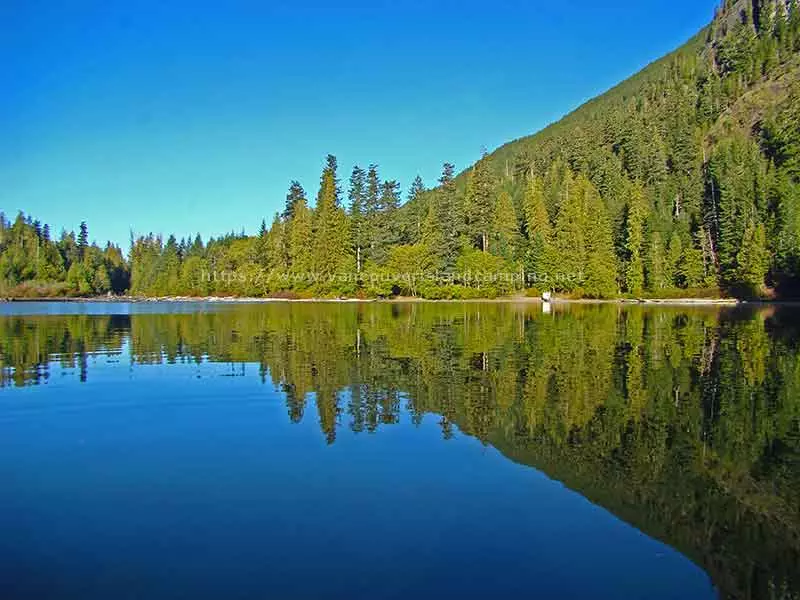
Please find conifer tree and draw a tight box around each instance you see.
[623,183,647,295]
[255,219,270,268]
[582,178,618,297]
[523,176,552,282]
[678,240,706,288]
[266,213,288,273]
[493,189,519,262]
[312,155,352,277]
[404,175,427,244]
[284,181,306,221]
[288,194,313,278]
[374,180,401,264]
[422,163,460,271]
[363,164,382,263]
[647,232,668,291]
[667,232,683,287]
[78,221,88,260]
[465,154,495,251]
[348,166,366,272]
[736,217,769,294]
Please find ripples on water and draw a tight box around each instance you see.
[0,301,798,600]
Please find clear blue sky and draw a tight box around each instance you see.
[1,0,719,248]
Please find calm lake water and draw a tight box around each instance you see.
[1,301,798,600]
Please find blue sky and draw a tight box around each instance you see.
[1,0,719,248]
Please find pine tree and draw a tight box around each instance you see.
[582,178,618,298]
[465,154,494,251]
[423,163,460,271]
[736,216,769,294]
[493,189,519,262]
[408,176,425,202]
[348,166,366,272]
[288,194,313,279]
[647,232,668,291]
[552,172,616,296]
[363,164,382,263]
[678,239,706,288]
[256,219,269,267]
[374,180,401,264]
[284,181,306,221]
[78,221,88,260]
[623,183,647,295]
[666,232,683,288]
[266,213,288,273]
[523,176,552,282]
[312,155,352,279]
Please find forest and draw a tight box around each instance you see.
[2,0,800,299]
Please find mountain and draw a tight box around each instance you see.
[430,0,800,298]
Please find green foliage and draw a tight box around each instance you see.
[10,2,800,300]
[623,182,647,295]
[464,154,495,251]
[0,211,128,297]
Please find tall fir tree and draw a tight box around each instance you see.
[78,221,88,260]
[312,155,352,278]
[623,183,647,295]
[348,166,366,272]
[465,154,494,251]
[288,194,313,279]
[284,181,306,221]
[492,189,519,262]
[523,176,553,282]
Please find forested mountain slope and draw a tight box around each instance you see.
[433,0,800,298]
[2,0,799,299]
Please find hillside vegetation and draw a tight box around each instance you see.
[2,0,799,299]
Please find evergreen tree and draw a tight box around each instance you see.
[422,163,460,271]
[465,154,494,251]
[312,155,352,279]
[523,176,552,282]
[623,183,647,295]
[266,213,288,273]
[348,166,366,272]
[364,164,381,263]
[78,221,88,259]
[288,194,313,279]
[408,176,425,202]
[647,232,668,291]
[493,189,519,262]
[284,181,306,221]
[256,218,269,267]
[678,239,706,288]
[373,180,401,264]
[404,175,427,244]
[582,178,618,297]
[736,216,769,294]
[667,232,683,288]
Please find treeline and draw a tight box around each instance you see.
[0,212,128,297]
[5,0,800,299]
[128,0,800,299]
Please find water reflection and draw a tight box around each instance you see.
[1,301,799,599]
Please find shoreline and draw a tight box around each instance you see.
[0,295,773,306]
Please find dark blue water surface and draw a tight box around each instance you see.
[1,301,798,599]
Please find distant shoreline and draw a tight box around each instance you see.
[0,295,768,306]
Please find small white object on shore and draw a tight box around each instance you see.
[542,291,552,302]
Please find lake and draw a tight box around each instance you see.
[0,301,798,599]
